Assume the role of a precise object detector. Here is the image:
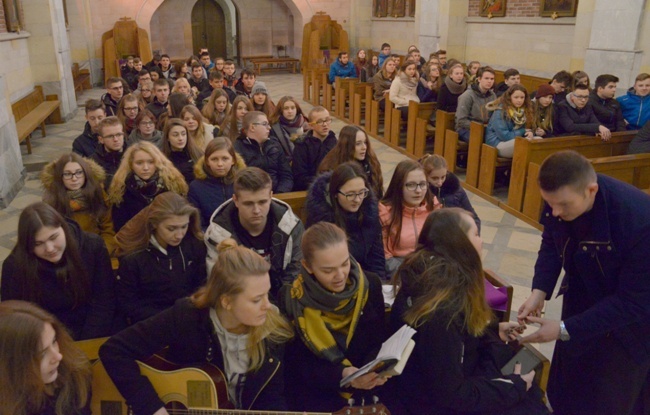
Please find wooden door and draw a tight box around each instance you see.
[191,0,226,58]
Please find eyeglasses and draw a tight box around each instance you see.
[124,107,139,112]
[62,170,85,180]
[311,118,333,126]
[573,94,589,100]
[103,132,125,140]
[338,189,369,201]
[252,122,271,127]
[140,121,155,126]
[405,182,428,191]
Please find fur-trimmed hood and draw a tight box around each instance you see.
[192,151,246,180]
[40,157,106,194]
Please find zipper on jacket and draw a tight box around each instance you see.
[247,359,281,410]
[411,208,418,250]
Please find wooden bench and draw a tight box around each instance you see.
[275,191,308,224]
[433,110,455,157]
[72,63,91,97]
[477,143,512,196]
[522,153,650,224]
[11,86,62,154]
[242,54,273,68]
[250,57,300,76]
[334,77,359,122]
[309,67,330,107]
[405,102,435,155]
[493,70,551,95]
[352,82,374,126]
[465,121,486,188]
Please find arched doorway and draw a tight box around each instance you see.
[191,0,227,57]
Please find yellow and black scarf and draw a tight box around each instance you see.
[284,258,369,366]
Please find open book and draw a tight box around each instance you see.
[340,324,416,387]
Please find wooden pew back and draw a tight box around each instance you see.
[433,110,455,156]
[493,70,551,94]
[12,86,46,122]
[406,101,435,155]
[275,191,308,224]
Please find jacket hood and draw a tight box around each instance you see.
[470,82,493,98]
[565,92,578,109]
[438,171,462,197]
[41,156,106,193]
[193,152,246,180]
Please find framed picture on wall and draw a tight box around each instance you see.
[480,0,507,18]
[540,0,578,17]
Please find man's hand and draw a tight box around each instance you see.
[519,316,561,344]
[598,125,611,141]
[517,289,546,324]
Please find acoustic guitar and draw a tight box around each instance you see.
[91,354,391,415]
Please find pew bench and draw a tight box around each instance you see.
[406,101,435,156]
[433,110,455,157]
[352,82,373,126]
[275,190,308,224]
[250,57,299,75]
[11,86,62,154]
[72,63,91,97]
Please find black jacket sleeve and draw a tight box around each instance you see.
[365,218,388,279]
[556,104,601,134]
[80,233,116,339]
[116,253,161,324]
[273,145,294,193]
[0,255,18,301]
[291,142,312,191]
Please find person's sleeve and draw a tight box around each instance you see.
[557,105,600,134]
[389,79,408,107]
[531,224,563,299]
[373,75,385,101]
[116,255,158,324]
[615,106,627,132]
[81,235,116,339]
[438,86,452,112]
[72,137,85,157]
[328,65,336,84]
[284,221,304,284]
[291,144,311,191]
[378,203,394,259]
[347,64,358,79]
[274,148,294,193]
[489,111,518,143]
[458,188,481,233]
[252,344,288,410]
[455,93,471,130]
[0,256,18,301]
[191,239,208,287]
[367,217,387,279]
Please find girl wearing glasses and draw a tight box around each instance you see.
[379,159,438,277]
[161,118,204,185]
[306,162,386,279]
[127,109,163,149]
[279,222,387,412]
[221,95,254,141]
[319,125,384,199]
[40,153,117,261]
[108,141,188,231]
[484,84,534,158]
[0,301,92,415]
[116,93,144,136]
[1,203,115,340]
[138,80,154,104]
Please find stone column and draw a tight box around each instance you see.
[582,0,645,91]
[0,74,26,208]
[23,0,77,120]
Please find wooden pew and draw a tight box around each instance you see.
[352,82,373,126]
[275,191,308,224]
[334,78,359,122]
[388,102,406,147]
[72,63,91,98]
[433,110,455,156]
[413,117,436,158]
[465,121,485,188]
[522,153,650,223]
[11,86,62,154]
[309,68,329,106]
[405,102,435,155]
[493,70,551,95]
[477,144,512,196]
[303,68,312,102]
[368,98,383,136]
[507,131,636,212]
[443,129,469,173]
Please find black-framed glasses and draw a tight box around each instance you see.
[62,170,85,180]
[404,182,428,191]
[338,189,369,201]
[311,118,333,126]
[573,94,589,100]
[103,132,125,140]
[124,106,139,112]
[140,121,155,126]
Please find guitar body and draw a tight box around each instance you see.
[91,354,231,415]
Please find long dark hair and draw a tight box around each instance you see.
[381,159,433,251]
[394,208,492,335]
[41,153,107,218]
[319,125,383,198]
[328,162,373,231]
[11,203,90,306]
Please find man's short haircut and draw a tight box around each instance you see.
[242,110,265,131]
[133,57,141,64]
[409,48,420,55]
[308,106,328,120]
[85,99,105,114]
[224,60,235,66]
[209,70,224,81]
[338,51,348,59]
[635,73,650,83]
[538,151,597,192]
[435,49,447,56]
[504,68,520,79]
[138,69,150,78]
[161,54,170,60]
[199,51,210,58]
[468,60,479,67]
[552,70,572,86]
[106,77,121,87]
[153,79,169,89]
[215,57,225,62]
[98,116,122,136]
[477,66,495,78]
[234,167,272,194]
[240,68,256,78]
[573,84,589,93]
[381,43,391,49]
[190,62,202,70]
[594,74,620,91]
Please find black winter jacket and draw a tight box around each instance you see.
[555,96,602,136]
[101,93,119,116]
[167,150,195,184]
[291,130,337,191]
[72,122,98,157]
[112,175,170,232]
[91,144,126,189]
[145,98,169,120]
[588,90,626,132]
[234,136,293,193]
[428,172,481,231]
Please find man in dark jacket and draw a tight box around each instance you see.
[235,68,257,98]
[455,66,496,142]
[145,79,170,120]
[196,70,236,110]
[204,167,304,297]
[234,111,293,193]
[291,106,337,191]
[72,99,106,157]
[589,74,626,132]
[519,151,650,415]
[101,77,124,116]
[555,84,611,139]
[494,68,520,97]
[92,116,126,189]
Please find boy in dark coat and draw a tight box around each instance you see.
[589,74,626,132]
[555,84,611,139]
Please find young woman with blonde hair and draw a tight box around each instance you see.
[0,300,92,415]
[99,239,294,413]
[180,104,215,151]
[372,56,397,112]
[108,141,188,231]
[437,62,467,112]
[171,77,196,104]
[389,60,420,120]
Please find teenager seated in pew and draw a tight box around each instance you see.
[407,47,422,71]
[172,60,189,81]
[117,93,143,136]
[307,162,386,279]
[201,88,231,127]
[456,66,496,143]
[386,209,549,415]
[138,80,154,104]
[379,159,438,277]
[421,153,481,231]
[181,105,216,151]
[188,62,210,95]
[389,60,420,121]
[589,74,626,132]
[434,49,448,70]
[171,77,196,106]
[0,301,92,415]
[485,84,534,158]
[197,70,236,111]
[100,239,295,414]
[221,95,253,141]
[251,82,276,119]
[378,42,392,67]
[555,84,612,140]
[92,117,127,190]
[628,120,650,154]
[72,99,106,158]
[531,70,571,104]
[409,44,427,67]
[235,68,257,99]
[269,96,311,163]
[319,125,384,199]
[161,118,203,185]
[360,54,380,82]
[531,84,557,138]
[617,72,650,130]
[494,68,520,98]
[328,51,357,84]
[465,60,480,85]
[372,57,397,112]
[437,62,467,112]
[569,70,590,92]
[292,106,336,191]
[354,49,367,78]
[127,109,163,149]
[102,77,125,116]
[279,222,387,412]
[417,62,442,103]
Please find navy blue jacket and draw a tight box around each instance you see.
[291,130,337,191]
[588,90,626,132]
[428,172,481,231]
[533,174,650,364]
[234,136,293,193]
[72,122,98,157]
[555,98,602,136]
[306,172,386,279]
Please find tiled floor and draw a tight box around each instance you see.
[0,73,561,357]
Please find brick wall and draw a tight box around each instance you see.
[469,0,541,18]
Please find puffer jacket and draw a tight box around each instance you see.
[617,87,650,130]
[428,172,481,231]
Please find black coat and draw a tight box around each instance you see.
[437,83,462,112]
[99,298,288,414]
[588,90,626,132]
[279,271,386,412]
[188,176,235,230]
[555,98,602,136]
[306,172,386,279]
[428,172,481,231]
[168,150,195,184]
[116,235,207,325]
[234,136,293,193]
[112,176,169,232]
[91,143,125,189]
[72,122,98,158]
[291,130,337,191]
[102,93,119,116]
[1,221,115,340]
[145,99,169,121]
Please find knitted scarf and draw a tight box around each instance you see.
[399,71,418,89]
[67,189,88,212]
[130,172,166,203]
[444,75,467,95]
[284,258,369,366]
[508,107,527,129]
[279,114,306,140]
